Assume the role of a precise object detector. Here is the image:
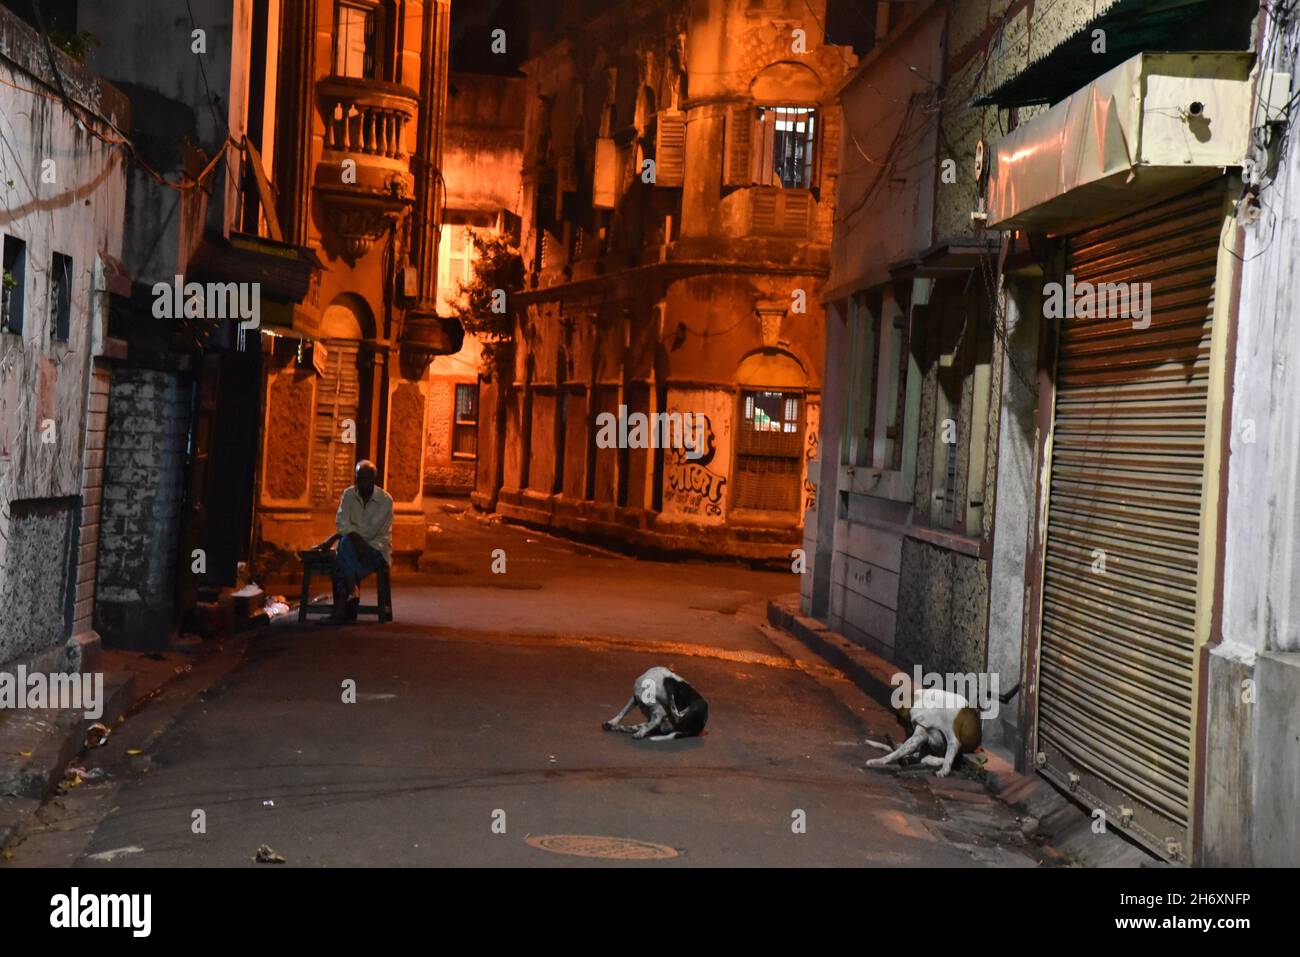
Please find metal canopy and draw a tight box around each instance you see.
[984,53,1252,234]
[972,0,1256,109]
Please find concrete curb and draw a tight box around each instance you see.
[766,594,1162,867]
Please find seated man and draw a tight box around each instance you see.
[316,460,393,622]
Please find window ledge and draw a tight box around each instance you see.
[728,508,802,529]
[904,524,984,559]
[839,464,912,502]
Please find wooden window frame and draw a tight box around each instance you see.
[452,381,479,461]
[840,284,921,502]
[334,0,381,80]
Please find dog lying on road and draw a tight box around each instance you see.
[864,688,981,777]
[602,667,708,740]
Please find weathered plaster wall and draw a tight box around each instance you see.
[1206,7,1300,866]
[827,4,943,296]
[0,12,128,660]
[896,537,989,675]
[983,281,1041,751]
[81,0,253,283]
[933,0,1110,240]
[94,368,192,650]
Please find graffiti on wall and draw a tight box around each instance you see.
[803,402,819,511]
[664,413,727,517]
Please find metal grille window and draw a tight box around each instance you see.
[453,382,478,459]
[757,107,815,189]
[335,2,377,78]
[50,252,71,342]
[734,390,803,511]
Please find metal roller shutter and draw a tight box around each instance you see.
[1035,180,1227,859]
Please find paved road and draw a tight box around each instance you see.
[3,503,1043,867]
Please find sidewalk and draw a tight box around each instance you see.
[0,638,240,855]
[765,594,1163,868]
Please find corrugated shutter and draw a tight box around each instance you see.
[312,339,361,507]
[1035,180,1226,859]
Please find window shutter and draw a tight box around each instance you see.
[654,110,686,187]
[448,227,470,288]
[593,137,617,208]
[782,191,811,233]
[724,104,757,188]
[811,109,827,192]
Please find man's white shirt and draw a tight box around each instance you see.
[336,485,394,564]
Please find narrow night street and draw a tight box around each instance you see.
[3,505,1039,868]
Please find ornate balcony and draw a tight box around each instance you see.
[313,76,421,259]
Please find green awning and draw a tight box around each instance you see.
[972,0,1256,108]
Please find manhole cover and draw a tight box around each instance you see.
[524,834,679,860]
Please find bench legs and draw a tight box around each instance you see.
[299,562,314,623]
[298,558,392,622]
[378,567,392,622]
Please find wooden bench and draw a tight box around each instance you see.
[297,549,393,623]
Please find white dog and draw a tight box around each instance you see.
[602,666,708,740]
[865,688,982,777]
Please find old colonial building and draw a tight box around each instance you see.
[423,67,525,496]
[473,0,853,558]
[250,0,460,568]
[0,4,128,671]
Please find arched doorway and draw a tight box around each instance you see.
[313,296,375,508]
[733,349,809,513]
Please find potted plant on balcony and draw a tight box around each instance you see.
[452,229,524,380]
[2,269,16,330]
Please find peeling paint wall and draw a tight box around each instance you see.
[896,537,989,675]
[1206,4,1300,866]
[94,369,192,650]
[0,8,128,662]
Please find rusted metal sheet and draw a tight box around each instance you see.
[986,53,1251,233]
[1033,179,1227,859]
